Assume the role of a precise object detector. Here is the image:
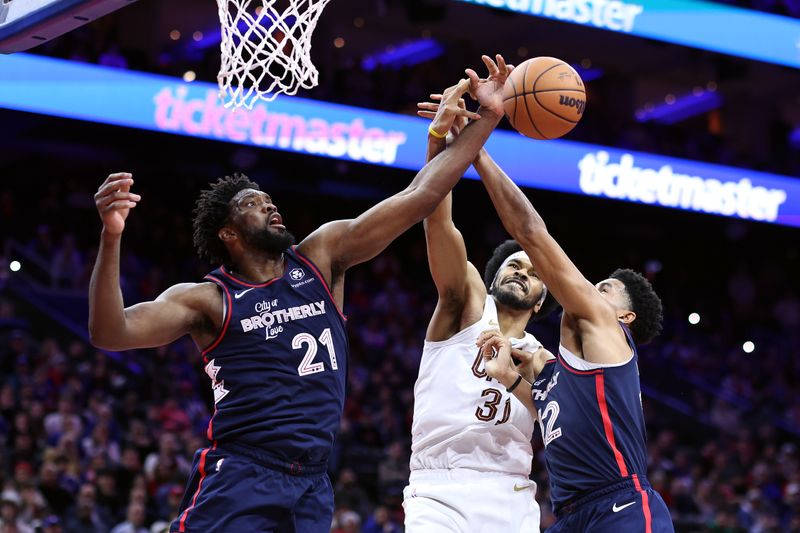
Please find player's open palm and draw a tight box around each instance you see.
[477,329,517,383]
[466,54,513,117]
[94,172,140,235]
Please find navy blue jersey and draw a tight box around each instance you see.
[200,246,348,465]
[531,325,648,509]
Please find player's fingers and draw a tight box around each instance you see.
[104,172,132,185]
[455,109,481,120]
[417,102,439,111]
[416,111,437,119]
[102,200,137,213]
[95,177,134,199]
[496,54,507,74]
[511,348,533,362]
[464,69,480,86]
[96,191,141,208]
[429,94,443,101]
[482,54,499,77]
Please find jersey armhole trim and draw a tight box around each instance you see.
[292,246,347,323]
[201,275,232,357]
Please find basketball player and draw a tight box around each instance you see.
[87,54,513,533]
[474,149,675,532]
[404,84,557,532]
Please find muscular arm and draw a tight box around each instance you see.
[474,149,613,324]
[299,107,502,278]
[88,174,212,351]
[88,232,211,351]
[299,56,513,299]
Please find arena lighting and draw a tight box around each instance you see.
[457,0,800,69]
[362,38,445,71]
[635,91,723,125]
[9,260,21,272]
[742,341,755,353]
[688,313,700,325]
[1,53,799,228]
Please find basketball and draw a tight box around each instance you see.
[503,57,586,140]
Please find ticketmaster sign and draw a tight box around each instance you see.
[0,53,797,227]
[458,0,800,69]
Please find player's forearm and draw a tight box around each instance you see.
[88,230,129,348]
[406,109,502,215]
[425,134,447,164]
[497,370,537,416]
[423,134,453,225]
[475,149,547,239]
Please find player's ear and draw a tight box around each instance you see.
[218,227,237,243]
[618,310,636,325]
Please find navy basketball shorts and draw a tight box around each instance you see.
[547,477,674,533]
[169,445,333,533]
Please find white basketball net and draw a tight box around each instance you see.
[216,0,332,109]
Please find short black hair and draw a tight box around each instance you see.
[610,268,663,345]
[192,173,260,265]
[483,239,559,320]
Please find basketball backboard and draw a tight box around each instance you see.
[0,0,137,54]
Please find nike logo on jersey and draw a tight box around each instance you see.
[216,458,224,472]
[513,484,529,492]
[612,501,636,512]
[234,287,255,299]
[488,319,499,327]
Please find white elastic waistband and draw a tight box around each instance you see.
[409,468,532,485]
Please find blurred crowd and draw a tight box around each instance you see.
[1,171,799,532]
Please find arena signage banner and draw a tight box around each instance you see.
[457,0,800,69]
[1,53,798,227]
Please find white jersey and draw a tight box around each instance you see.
[410,296,540,477]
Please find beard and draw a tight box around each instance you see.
[242,225,296,255]
[491,283,540,311]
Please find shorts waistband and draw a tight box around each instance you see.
[555,476,651,518]
[410,469,532,484]
[216,441,328,477]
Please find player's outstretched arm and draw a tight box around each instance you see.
[88,174,208,351]
[477,330,537,417]
[475,151,612,324]
[417,93,485,339]
[298,55,511,278]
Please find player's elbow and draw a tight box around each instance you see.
[88,324,125,351]
[517,221,550,250]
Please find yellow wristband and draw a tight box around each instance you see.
[428,125,447,139]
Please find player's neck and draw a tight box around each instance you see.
[495,302,532,339]
[230,251,285,283]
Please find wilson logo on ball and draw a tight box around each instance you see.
[559,95,585,115]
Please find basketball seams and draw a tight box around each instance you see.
[533,89,580,124]
[532,61,582,124]
[527,88,585,94]
[521,62,548,140]
[507,70,519,130]
[504,57,585,139]
[531,61,566,92]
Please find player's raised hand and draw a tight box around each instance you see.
[465,54,513,118]
[477,329,517,382]
[94,173,140,235]
[511,347,537,382]
[417,78,480,139]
